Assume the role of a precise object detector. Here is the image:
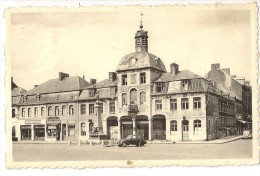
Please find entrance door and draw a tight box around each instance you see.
[122,123,133,138]
[182,120,189,141]
[21,128,31,140]
[62,124,66,140]
[152,118,166,140]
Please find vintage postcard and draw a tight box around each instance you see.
[4,3,259,168]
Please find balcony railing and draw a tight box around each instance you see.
[128,104,139,112]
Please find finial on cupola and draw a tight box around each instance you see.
[140,12,143,29]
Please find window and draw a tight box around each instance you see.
[156,83,163,93]
[110,102,115,113]
[193,97,201,109]
[89,104,94,114]
[62,105,66,115]
[122,93,127,105]
[122,74,127,85]
[89,89,96,97]
[140,92,146,105]
[69,105,74,115]
[99,103,103,113]
[12,109,15,118]
[28,108,31,117]
[155,100,162,110]
[140,72,146,84]
[194,119,201,134]
[34,107,38,117]
[81,104,86,114]
[81,123,86,136]
[130,88,137,104]
[182,80,189,89]
[48,107,52,116]
[170,99,177,110]
[181,98,189,109]
[55,106,59,116]
[22,108,25,117]
[36,94,40,102]
[170,120,177,134]
[41,107,45,117]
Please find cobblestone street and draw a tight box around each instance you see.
[12,139,252,161]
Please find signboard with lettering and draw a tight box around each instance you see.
[25,120,41,125]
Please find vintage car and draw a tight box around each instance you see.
[118,134,147,147]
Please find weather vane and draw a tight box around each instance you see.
[140,12,143,29]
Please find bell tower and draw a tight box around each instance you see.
[135,13,148,52]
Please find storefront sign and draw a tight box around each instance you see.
[47,120,61,124]
[67,120,76,125]
[25,120,41,125]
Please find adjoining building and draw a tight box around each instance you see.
[12,20,252,142]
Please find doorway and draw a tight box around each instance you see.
[20,125,31,140]
[182,119,189,141]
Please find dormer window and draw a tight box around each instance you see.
[182,80,189,89]
[89,89,96,98]
[156,83,163,93]
[23,95,27,103]
[36,94,40,102]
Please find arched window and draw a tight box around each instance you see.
[130,88,137,104]
[81,122,86,136]
[62,105,66,115]
[122,93,127,106]
[34,107,38,117]
[140,91,146,105]
[69,105,74,115]
[48,106,52,116]
[170,120,177,135]
[28,108,32,117]
[194,119,202,135]
[41,107,45,117]
[55,106,59,116]
[21,108,25,117]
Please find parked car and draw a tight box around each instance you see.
[118,134,147,147]
[242,130,252,139]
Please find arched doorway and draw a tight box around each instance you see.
[152,115,166,140]
[130,88,137,105]
[107,116,118,140]
[182,118,189,141]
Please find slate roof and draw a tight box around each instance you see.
[87,79,117,89]
[154,70,203,82]
[12,87,26,97]
[117,51,167,72]
[25,76,90,95]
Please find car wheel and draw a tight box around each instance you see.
[140,142,144,146]
[122,142,127,147]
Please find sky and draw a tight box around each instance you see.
[8,6,252,90]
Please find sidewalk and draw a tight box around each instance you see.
[147,135,244,144]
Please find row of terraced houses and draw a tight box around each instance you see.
[11,23,252,142]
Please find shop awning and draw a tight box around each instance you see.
[46,117,61,125]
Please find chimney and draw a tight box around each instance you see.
[211,63,220,70]
[59,72,69,81]
[90,79,97,85]
[170,63,179,75]
[34,85,39,88]
[231,75,236,78]
[221,68,230,75]
[109,72,117,82]
[235,77,245,85]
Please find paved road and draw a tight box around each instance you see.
[12,139,252,161]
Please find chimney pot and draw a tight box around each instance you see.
[170,63,179,75]
[90,79,97,85]
[211,63,220,70]
[221,68,230,75]
[109,72,117,82]
[59,72,69,81]
[34,85,39,88]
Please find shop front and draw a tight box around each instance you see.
[20,125,31,141]
[34,125,45,141]
[46,117,61,141]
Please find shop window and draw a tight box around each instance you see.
[81,104,86,114]
[81,123,86,136]
[47,125,57,138]
[69,105,74,115]
[194,119,201,135]
[100,103,103,113]
[193,97,201,109]
[155,100,162,110]
[181,98,189,109]
[170,99,177,110]
[34,107,38,117]
[62,105,66,115]
[41,107,45,117]
[122,93,127,106]
[89,104,94,114]
[140,91,146,105]
[54,106,59,116]
[22,108,25,117]
[140,72,146,84]
[28,108,32,117]
[68,125,75,136]
[48,107,52,116]
[122,74,127,85]
[170,120,177,134]
[110,102,115,113]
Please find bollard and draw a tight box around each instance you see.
[90,140,92,146]
[68,140,71,146]
[78,140,81,146]
[101,140,104,146]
